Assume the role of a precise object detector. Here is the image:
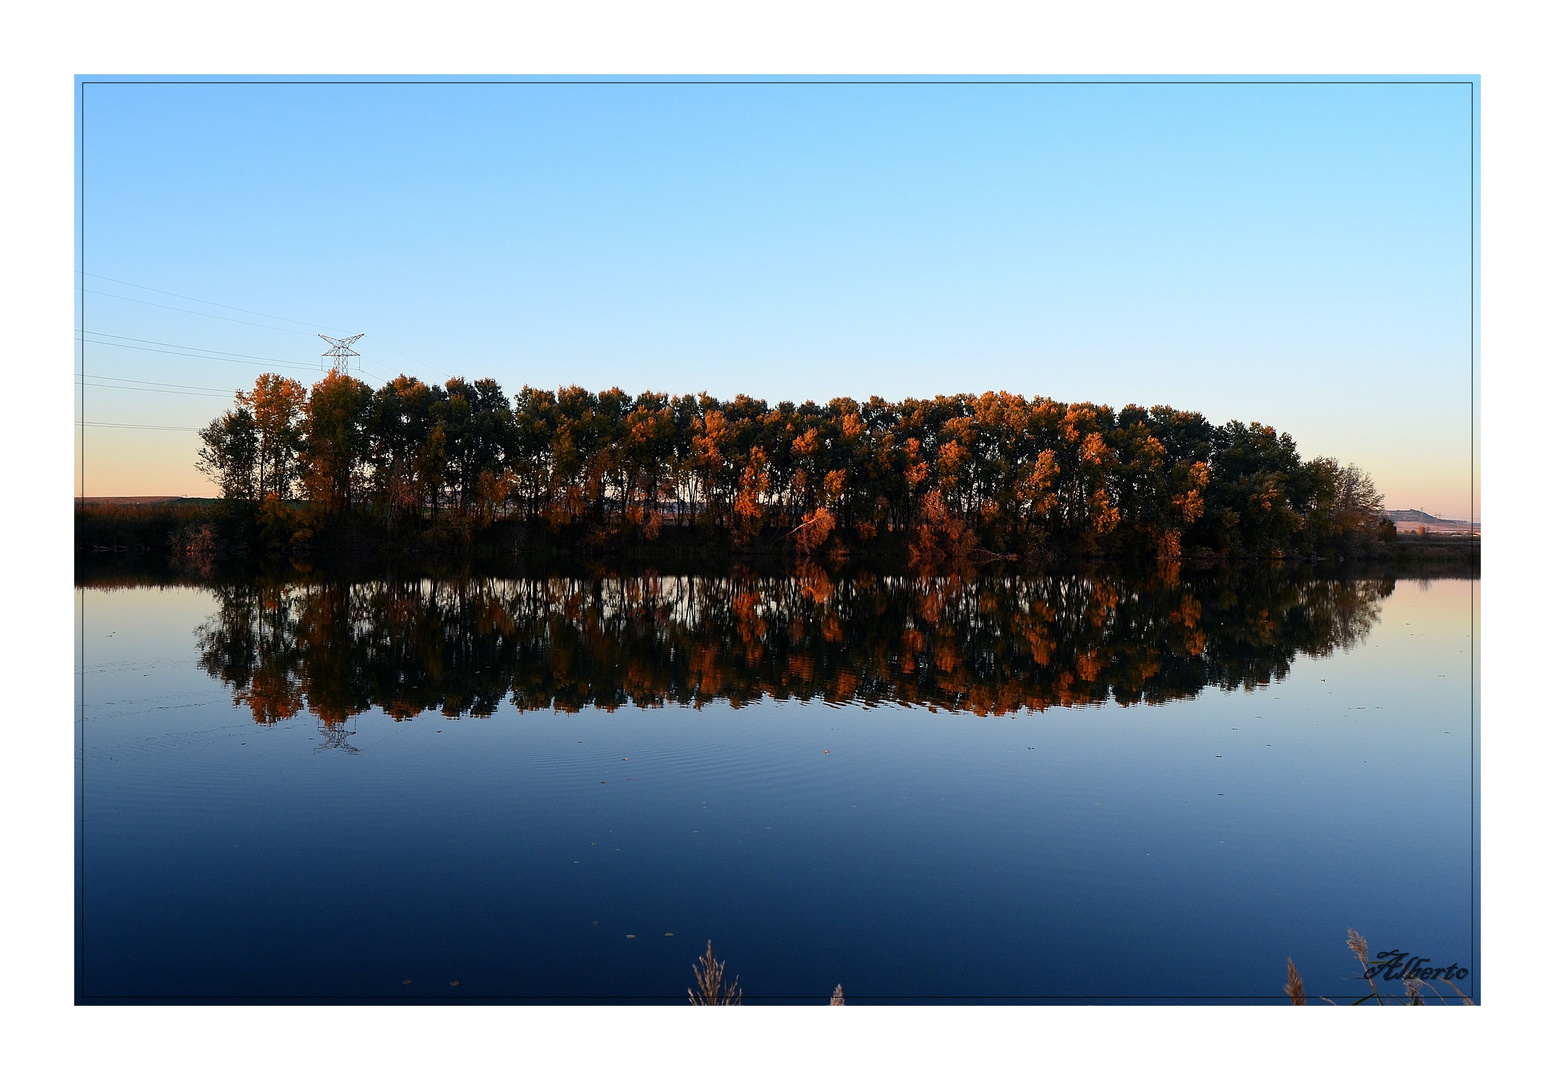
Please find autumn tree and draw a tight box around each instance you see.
[196,369,1390,561]
[238,374,307,500]
[300,371,374,514]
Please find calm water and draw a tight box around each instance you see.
[75,568,1478,1003]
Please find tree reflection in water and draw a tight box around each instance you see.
[193,565,1391,727]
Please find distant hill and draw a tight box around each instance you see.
[1387,509,1478,532]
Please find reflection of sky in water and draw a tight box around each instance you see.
[76,578,1476,1003]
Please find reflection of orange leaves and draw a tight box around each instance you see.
[1177,595,1201,629]
[476,600,516,637]
[1076,650,1103,683]
[242,670,302,724]
[689,643,723,695]
[384,698,421,720]
[798,563,834,603]
[787,655,814,681]
[312,702,358,725]
[1090,582,1120,624]
[194,570,1383,726]
[1025,630,1052,666]
[835,669,859,700]
[917,590,943,625]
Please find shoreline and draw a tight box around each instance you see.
[74,502,1479,586]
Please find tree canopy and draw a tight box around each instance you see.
[197,372,1390,560]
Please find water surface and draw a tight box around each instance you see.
[75,567,1477,1003]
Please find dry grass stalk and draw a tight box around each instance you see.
[1284,958,1306,1005]
[1346,928,1384,1004]
[688,941,742,1005]
[830,984,846,1005]
[1442,979,1474,1005]
[1345,928,1369,966]
[1288,929,1474,1005]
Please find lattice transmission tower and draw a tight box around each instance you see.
[319,333,364,375]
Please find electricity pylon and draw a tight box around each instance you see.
[319,333,364,375]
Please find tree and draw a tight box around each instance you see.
[238,374,307,500]
[197,405,259,504]
[1305,458,1387,551]
[300,371,374,514]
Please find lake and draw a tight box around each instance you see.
[74,566,1478,1003]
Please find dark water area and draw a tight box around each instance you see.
[75,565,1478,1003]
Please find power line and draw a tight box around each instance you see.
[78,272,344,332]
[78,378,232,398]
[75,271,450,383]
[77,287,319,335]
[76,373,242,394]
[76,332,319,371]
[365,334,453,381]
[77,421,202,431]
[78,334,404,391]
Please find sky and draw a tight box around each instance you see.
[76,77,1478,519]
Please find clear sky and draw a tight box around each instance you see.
[76,77,1478,520]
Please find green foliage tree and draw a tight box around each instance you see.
[196,406,259,504]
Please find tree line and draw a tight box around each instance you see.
[198,371,1390,560]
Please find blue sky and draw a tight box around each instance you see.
[77,77,1478,518]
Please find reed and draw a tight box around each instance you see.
[1283,958,1305,1006]
[1284,929,1474,1005]
[688,941,742,1006]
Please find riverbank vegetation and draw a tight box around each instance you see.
[169,370,1411,569]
